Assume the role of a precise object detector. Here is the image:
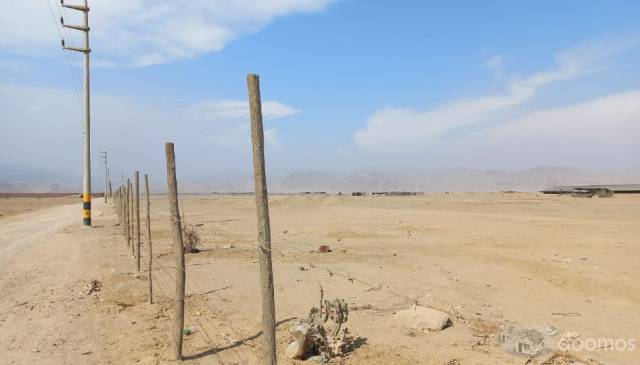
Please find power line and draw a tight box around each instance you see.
[44,0,82,103]
[59,3,85,93]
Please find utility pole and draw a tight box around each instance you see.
[100,151,108,203]
[61,0,91,226]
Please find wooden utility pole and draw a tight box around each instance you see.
[165,142,185,360]
[135,171,141,272]
[61,0,92,226]
[247,74,277,365]
[145,174,153,304]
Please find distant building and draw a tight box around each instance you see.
[541,184,640,195]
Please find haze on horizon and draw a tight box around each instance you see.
[1,1,639,190]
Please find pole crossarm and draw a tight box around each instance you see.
[63,45,91,53]
[61,3,89,12]
[62,24,90,32]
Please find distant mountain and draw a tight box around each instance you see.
[3,164,638,193]
[0,164,77,193]
[177,167,640,193]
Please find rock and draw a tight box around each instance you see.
[85,280,102,295]
[395,304,451,331]
[318,245,332,253]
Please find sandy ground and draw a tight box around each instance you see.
[0,193,638,364]
[0,196,78,218]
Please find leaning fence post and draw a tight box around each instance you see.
[165,142,185,360]
[135,171,141,272]
[247,73,277,365]
[145,173,153,304]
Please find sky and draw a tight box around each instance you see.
[1,0,640,186]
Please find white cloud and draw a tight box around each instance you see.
[0,83,291,179]
[483,55,504,77]
[464,90,640,168]
[354,37,639,149]
[190,100,299,121]
[0,0,334,67]
[485,90,640,144]
[206,123,282,148]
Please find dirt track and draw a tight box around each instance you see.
[0,193,638,364]
[0,196,77,218]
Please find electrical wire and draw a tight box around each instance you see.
[59,3,85,90]
[44,0,82,104]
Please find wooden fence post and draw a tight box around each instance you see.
[115,187,120,223]
[145,174,153,304]
[135,171,141,272]
[125,180,131,248]
[129,180,135,257]
[247,74,277,365]
[165,142,185,360]
[117,188,121,222]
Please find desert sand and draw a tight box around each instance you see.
[0,193,638,364]
[0,195,78,218]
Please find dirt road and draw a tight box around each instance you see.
[0,204,77,270]
[0,196,77,219]
[0,193,638,364]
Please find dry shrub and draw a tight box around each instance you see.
[182,225,201,253]
[286,286,352,361]
[181,207,201,253]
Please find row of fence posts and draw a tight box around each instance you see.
[107,74,276,363]
[113,171,154,302]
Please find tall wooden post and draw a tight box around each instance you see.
[117,188,122,224]
[129,180,135,257]
[115,187,119,222]
[135,171,141,272]
[145,174,153,304]
[165,142,185,360]
[125,179,131,248]
[247,74,277,365]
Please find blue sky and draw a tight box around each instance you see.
[1,0,639,184]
